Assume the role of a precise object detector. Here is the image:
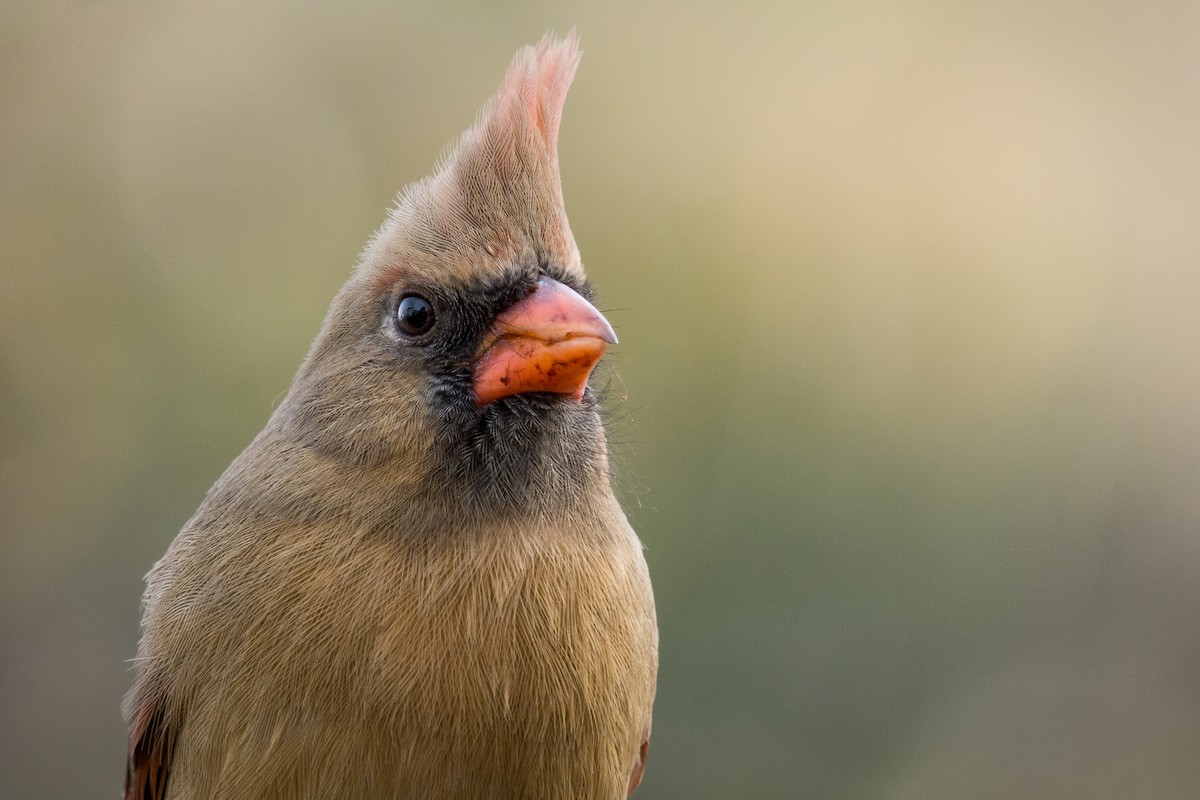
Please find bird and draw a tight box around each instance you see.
[123,33,657,800]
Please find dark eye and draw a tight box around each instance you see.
[396,294,435,337]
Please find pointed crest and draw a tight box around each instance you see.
[365,33,585,285]
[495,31,582,157]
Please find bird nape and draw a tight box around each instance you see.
[124,33,657,800]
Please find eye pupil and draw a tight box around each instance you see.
[396,295,435,336]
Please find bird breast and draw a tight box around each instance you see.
[148,513,657,799]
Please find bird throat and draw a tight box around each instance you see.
[425,390,608,518]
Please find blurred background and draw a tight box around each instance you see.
[4,1,1200,797]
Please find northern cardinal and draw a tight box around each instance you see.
[124,34,657,800]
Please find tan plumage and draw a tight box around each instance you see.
[124,34,657,800]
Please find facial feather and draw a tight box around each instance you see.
[272,33,604,517]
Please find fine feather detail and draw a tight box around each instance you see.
[365,32,584,286]
[439,30,581,175]
[499,30,582,154]
[125,696,176,800]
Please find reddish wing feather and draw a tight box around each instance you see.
[627,736,650,796]
[124,697,177,800]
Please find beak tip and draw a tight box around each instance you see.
[472,277,619,404]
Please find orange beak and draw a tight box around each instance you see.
[473,276,617,406]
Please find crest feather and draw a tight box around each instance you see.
[364,33,585,284]
[433,31,581,180]
[502,30,582,154]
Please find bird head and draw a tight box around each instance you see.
[276,34,616,517]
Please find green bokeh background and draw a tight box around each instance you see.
[4,2,1200,797]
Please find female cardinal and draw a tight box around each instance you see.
[124,34,657,800]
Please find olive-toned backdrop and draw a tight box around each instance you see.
[4,2,1200,797]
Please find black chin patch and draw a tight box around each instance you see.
[424,387,605,516]
[409,262,604,516]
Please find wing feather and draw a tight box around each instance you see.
[124,696,177,800]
